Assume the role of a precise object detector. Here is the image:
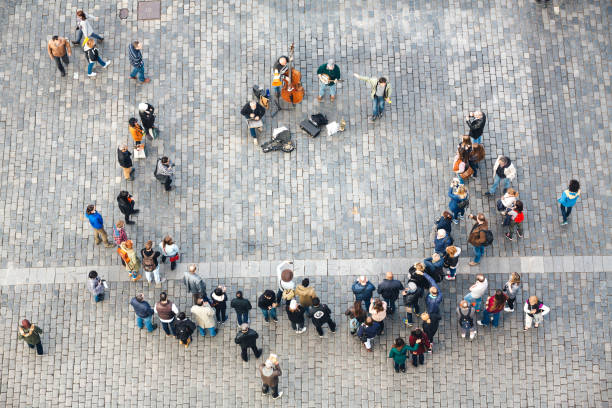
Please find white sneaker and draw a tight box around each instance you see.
[469,331,477,339]
[103,60,111,68]
[272,392,283,400]
[504,307,514,312]
[476,320,483,326]
[299,327,307,333]
[88,72,97,77]
[253,138,258,146]
[461,332,466,338]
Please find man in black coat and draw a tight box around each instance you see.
[117,144,133,181]
[116,190,139,224]
[377,272,404,315]
[235,323,262,362]
[465,111,486,143]
[308,297,336,338]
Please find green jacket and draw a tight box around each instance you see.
[388,344,417,365]
[19,325,43,345]
[355,74,392,99]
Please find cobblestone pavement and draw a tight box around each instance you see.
[1,270,609,407]
[0,1,610,268]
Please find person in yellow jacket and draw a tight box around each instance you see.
[295,278,317,314]
[120,240,141,281]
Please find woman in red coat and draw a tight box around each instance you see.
[408,329,431,367]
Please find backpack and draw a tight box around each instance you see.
[175,323,188,338]
[459,307,473,329]
[349,317,359,334]
[142,252,156,272]
[281,288,295,301]
[482,230,494,247]
[310,113,328,127]
[457,198,470,209]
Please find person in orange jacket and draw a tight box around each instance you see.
[128,118,145,146]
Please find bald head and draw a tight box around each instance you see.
[189,264,197,274]
[385,272,393,280]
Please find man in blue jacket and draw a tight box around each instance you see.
[85,205,114,247]
[352,276,376,311]
[424,273,443,315]
[130,293,158,332]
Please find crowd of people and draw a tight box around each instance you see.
[22,7,584,398]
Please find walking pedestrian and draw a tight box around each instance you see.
[75,10,104,45]
[420,312,441,349]
[448,181,469,224]
[523,296,550,331]
[457,300,477,339]
[465,110,486,144]
[504,200,525,241]
[276,260,295,304]
[138,102,157,138]
[503,272,521,312]
[258,289,279,322]
[351,275,376,311]
[18,320,43,355]
[85,205,114,247]
[353,73,392,122]
[155,292,178,337]
[286,299,307,333]
[408,329,431,367]
[424,252,445,282]
[117,191,139,225]
[345,300,368,334]
[558,179,581,225]
[234,323,262,362]
[119,240,141,281]
[128,118,145,147]
[47,36,72,77]
[230,291,252,326]
[160,235,179,270]
[295,278,317,314]
[377,272,404,315]
[496,188,519,214]
[211,286,228,324]
[317,59,341,102]
[87,270,105,303]
[443,245,461,280]
[259,354,283,399]
[83,39,110,78]
[464,274,488,313]
[183,264,208,304]
[308,297,336,337]
[191,298,217,337]
[369,298,387,334]
[388,337,419,373]
[478,290,508,328]
[467,213,491,266]
[484,156,516,196]
[174,312,196,348]
[141,240,162,285]
[154,156,175,191]
[117,144,134,181]
[357,317,380,352]
[112,220,128,247]
[129,293,158,332]
[402,282,423,327]
[128,41,151,83]
[424,276,443,315]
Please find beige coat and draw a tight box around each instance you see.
[191,303,216,329]
[295,285,317,307]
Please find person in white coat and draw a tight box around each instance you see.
[191,298,217,337]
[75,10,104,45]
[276,260,296,304]
[524,296,550,331]
[464,274,488,314]
[485,156,516,196]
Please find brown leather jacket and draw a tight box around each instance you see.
[468,219,489,246]
[47,38,71,58]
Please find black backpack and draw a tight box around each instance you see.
[310,113,328,127]
[482,230,494,247]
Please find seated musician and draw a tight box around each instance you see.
[240,100,265,145]
[317,59,341,102]
[272,55,293,98]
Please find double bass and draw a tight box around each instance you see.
[280,43,304,105]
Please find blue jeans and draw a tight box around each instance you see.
[448,267,456,277]
[488,174,511,194]
[130,65,145,82]
[94,293,104,302]
[560,204,572,222]
[472,136,482,144]
[451,206,465,221]
[76,30,103,44]
[136,315,155,332]
[372,96,386,117]
[273,85,281,96]
[383,297,397,314]
[464,294,483,313]
[261,307,277,320]
[236,312,249,325]
[27,342,44,355]
[87,57,106,75]
[319,82,337,97]
[198,326,217,337]
[249,128,257,138]
[481,310,501,327]
[394,362,405,371]
[472,245,484,264]
[161,320,175,335]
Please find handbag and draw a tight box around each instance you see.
[134,145,146,159]
[457,198,469,209]
[169,254,179,263]
[460,166,474,180]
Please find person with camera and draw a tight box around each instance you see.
[154,156,175,191]
[465,111,486,144]
[448,179,469,225]
[87,270,105,303]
